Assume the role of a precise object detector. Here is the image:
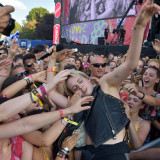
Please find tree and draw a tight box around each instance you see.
[19,21,36,39]
[11,21,22,34]
[26,8,50,22]
[34,14,54,40]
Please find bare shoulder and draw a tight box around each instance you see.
[140,119,151,129]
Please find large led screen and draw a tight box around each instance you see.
[68,0,135,24]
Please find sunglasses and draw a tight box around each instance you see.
[15,70,30,77]
[92,63,107,68]
[24,63,35,68]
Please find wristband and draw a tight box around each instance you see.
[57,152,66,158]
[32,89,43,107]
[24,77,31,84]
[138,91,145,100]
[40,85,47,96]
[32,89,41,98]
[47,67,56,72]
[61,148,69,155]
[30,92,38,102]
[63,117,78,126]
[29,92,36,103]
[29,75,34,82]
[33,83,38,89]
[59,109,63,124]
[59,109,63,118]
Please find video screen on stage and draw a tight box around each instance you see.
[68,0,135,24]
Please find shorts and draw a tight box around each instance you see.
[81,141,130,160]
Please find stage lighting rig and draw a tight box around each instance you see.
[110,0,143,45]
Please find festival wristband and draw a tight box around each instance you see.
[57,152,66,158]
[32,89,43,107]
[47,67,56,72]
[40,85,47,96]
[29,75,34,82]
[33,83,38,88]
[63,117,78,126]
[30,92,38,102]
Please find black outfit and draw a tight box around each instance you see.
[69,4,78,24]
[82,141,130,160]
[119,29,126,45]
[104,28,109,40]
[82,86,130,160]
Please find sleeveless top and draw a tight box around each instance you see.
[128,118,143,149]
[85,85,130,147]
[10,136,24,160]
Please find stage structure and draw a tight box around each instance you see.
[53,0,159,46]
[57,0,150,45]
[53,0,62,44]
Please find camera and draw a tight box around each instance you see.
[0,3,15,36]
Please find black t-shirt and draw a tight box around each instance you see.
[104,28,109,38]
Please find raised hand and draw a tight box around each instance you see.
[9,38,18,58]
[90,77,100,85]
[56,49,74,62]
[47,70,71,92]
[67,91,82,108]
[124,83,138,96]
[0,59,12,77]
[135,0,160,27]
[61,134,79,151]
[32,70,47,84]
[0,5,15,33]
[69,95,94,114]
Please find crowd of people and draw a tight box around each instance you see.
[0,0,160,160]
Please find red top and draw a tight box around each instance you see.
[10,136,24,160]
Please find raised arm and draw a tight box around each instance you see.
[100,0,160,88]
[124,83,160,108]
[1,71,47,98]
[0,70,70,121]
[0,95,93,139]
[47,47,74,108]
[22,120,66,147]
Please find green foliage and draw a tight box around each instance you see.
[34,14,54,40]
[26,7,50,22]
[19,21,36,39]
[11,21,22,34]
[19,7,53,40]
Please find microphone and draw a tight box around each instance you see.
[38,44,64,61]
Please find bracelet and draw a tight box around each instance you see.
[33,83,38,88]
[29,75,34,82]
[24,77,31,84]
[59,109,63,118]
[59,109,63,124]
[30,92,38,102]
[63,117,78,126]
[47,67,56,72]
[32,89,41,98]
[31,89,43,107]
[60,148,69,155]
[40,85,47,96]
[29,92,36,103]
[138,91,145,100]
[57,151,66,158]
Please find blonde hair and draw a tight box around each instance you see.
[63,70,89,96]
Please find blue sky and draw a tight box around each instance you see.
[1,0,55,25]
